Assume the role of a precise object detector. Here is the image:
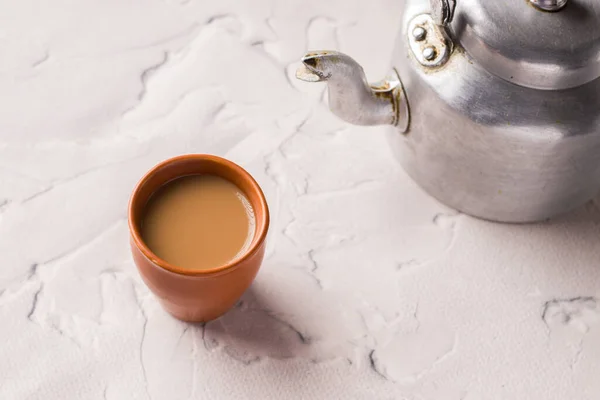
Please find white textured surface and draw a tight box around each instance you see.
[1,1,599,399]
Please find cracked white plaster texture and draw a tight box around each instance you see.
[0,0,599,399]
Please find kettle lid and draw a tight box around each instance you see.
[449,0,600,90]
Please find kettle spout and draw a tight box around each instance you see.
[296,51,408,129]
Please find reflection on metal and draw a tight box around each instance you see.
[296,51,410,131]
[451,0,597,90]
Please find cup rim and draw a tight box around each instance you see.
[128,154,270,276]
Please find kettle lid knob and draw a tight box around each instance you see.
[529,0,568,11]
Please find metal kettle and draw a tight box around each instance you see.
[296,0,600,223]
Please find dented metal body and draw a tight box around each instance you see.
[388,0,600,222]
[297,0,600,223]
[298,0,600,222]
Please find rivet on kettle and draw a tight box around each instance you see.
[423,46,437,60]
[412,26,427,41]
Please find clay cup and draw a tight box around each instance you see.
[128,154,269,322]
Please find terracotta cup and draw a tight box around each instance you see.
[128,154,270,322]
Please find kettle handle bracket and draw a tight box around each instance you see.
[430,0,456,26]
[408,14,453,68]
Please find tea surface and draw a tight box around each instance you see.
[141,174,255,270]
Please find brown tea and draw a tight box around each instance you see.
[141,174,255,271]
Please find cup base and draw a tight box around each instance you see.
[159,298,238,323]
